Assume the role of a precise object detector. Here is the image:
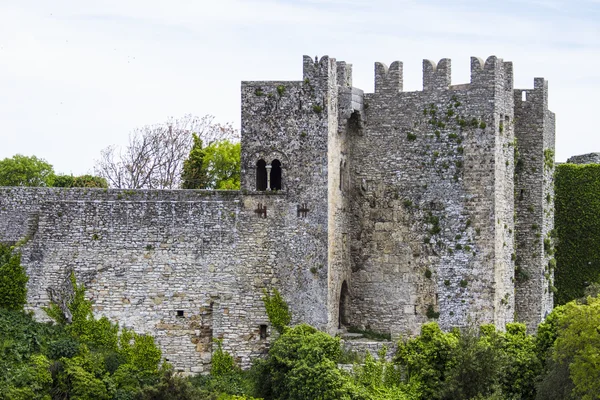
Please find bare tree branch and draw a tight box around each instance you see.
[94,115,238,189]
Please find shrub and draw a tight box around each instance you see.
[0,244,28,311]
[252,324,354,400]
[394,322,458,398]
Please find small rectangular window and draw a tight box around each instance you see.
[176,310,184,318]
[259,324,268,339]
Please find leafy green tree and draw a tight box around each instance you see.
[394,322,458,399]
[181,138,240,190]
[0,244,28,311]
[500,323,542,400]
[0,154,55,187]
[441,325,504,399]
[253,324,356,400]
[181,133,209,189]
[262,288,291,334]
[551,296,600,399]
[352,347,416,400]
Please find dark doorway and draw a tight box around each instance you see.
[256,159,267,191]
[339,281,350,329]
[271,159,282,190]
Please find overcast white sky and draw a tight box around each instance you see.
[1,0,598,175]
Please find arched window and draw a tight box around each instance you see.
[256,159,267,191]
[339,281,350,329]
[271,159,282,191]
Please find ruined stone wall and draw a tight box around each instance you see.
[0,187,326,373]
[514,79,556,330]
[566,153,600,164]
[348,57,517,337]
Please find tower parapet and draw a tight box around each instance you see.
[423,58,451,91]
[303,55,335,92]
[374,61,403,94]
[336,61,353,87]
[470,56,507,89]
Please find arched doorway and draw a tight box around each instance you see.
[256,159,267,191]
[339,281,350,329]
[271,159,282,190]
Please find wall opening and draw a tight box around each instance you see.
[271,159,282,190]
[176,310,184,318]
[339,281,350,329]
[522,91,527,101]
[259,324,268,340]
[348,110,363,135]
[256,159,267,191]
[339,160,344,191]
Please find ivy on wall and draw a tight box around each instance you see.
[554,164,600,304]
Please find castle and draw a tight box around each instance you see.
[0,55,555,373]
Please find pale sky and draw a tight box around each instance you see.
[1,0,598,175]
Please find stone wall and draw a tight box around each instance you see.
[514,78,555,330]
[0,188,329,373]
[567,153,600,164]
[348,56,517,337]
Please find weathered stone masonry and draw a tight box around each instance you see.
[0,54,555,372]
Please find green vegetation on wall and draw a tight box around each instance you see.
[0,244,28,311]
[554,163,600,304]
[261,288,291,334]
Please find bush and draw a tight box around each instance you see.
[53,174,108,188]
[394,322,458,399]
[0,244,28,311]
[252,324,355,400]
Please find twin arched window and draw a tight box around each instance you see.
[256,159,282,191]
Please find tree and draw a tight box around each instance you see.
[549,296,600,400]
[95,115,238,189]
[0,154,55,187]
[252,324,355,400]
[0,244,28,311]
[181,138,241,190]
[181,133,209,189]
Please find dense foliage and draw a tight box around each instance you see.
[181,136,241,190]
[2,256,599,399]
[0,272,167,399]
[0,154,108,188]
[0,154,55,187]
[554,163,600,304]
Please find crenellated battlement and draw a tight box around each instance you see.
[423,58,451,91]
[374,61,403,94]
[336,61,353,87]
[470,55,511,89]
[369,56,517,95]
[303,55,335,88]
[515,77,549,109]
